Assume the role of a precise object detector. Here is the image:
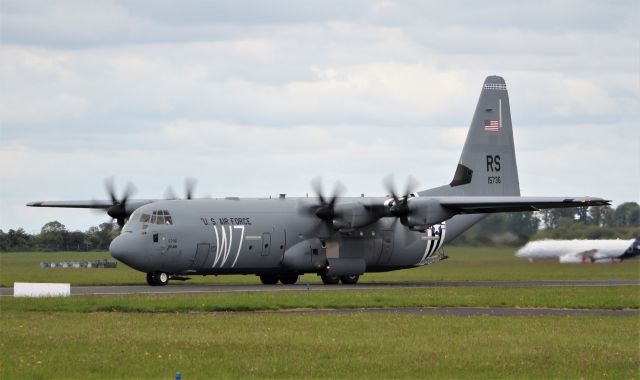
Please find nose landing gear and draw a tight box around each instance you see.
[146,272,169,286]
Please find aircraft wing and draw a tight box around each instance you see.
[436,196,610,214]
[559,249,598,263]
[27,199,156,210]
[27,200,114,209]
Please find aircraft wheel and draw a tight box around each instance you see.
[340,274,359,285]
[320,273,340,285]
[153,272,169,286]
[259,274,279,285]
[146,273,156,286]
[279,273,299,285]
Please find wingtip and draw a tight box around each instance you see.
[26,202,41,207]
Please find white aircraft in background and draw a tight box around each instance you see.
[516,237,640,263]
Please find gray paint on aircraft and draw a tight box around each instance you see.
[27,76,610,285]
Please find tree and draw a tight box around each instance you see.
[41,221,66,233]
[37,221,67,250]
[507,212,540,237]
[66,231,87,251]
[0,230,8,251]
[539,208,575,229]
[588,206,604,226]
[576,206,589,224]
[613,202,640,227]
[6,228,32,251]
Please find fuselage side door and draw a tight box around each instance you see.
[261,233,272,256]
[377,230,394,265]
[192,243,210,268]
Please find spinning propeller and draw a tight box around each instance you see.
[164,178,197,200]
[383,175,420,226]
[300,177,346,235]
[103,178,137,228]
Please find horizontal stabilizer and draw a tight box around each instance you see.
[436,196,610,214]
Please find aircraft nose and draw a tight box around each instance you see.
[109,234,133,264]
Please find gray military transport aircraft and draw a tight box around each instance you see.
[28,76,610,286]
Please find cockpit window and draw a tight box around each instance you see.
[139,213,151,230]
[140,210,174,228]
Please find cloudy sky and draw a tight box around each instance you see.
[1,1,638,232]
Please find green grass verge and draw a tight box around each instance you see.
[2,286,638,313]
[1,247,639,286]
[1,311,638,379]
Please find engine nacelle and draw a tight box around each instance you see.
[405,198,454,230]
[332,202,382,231]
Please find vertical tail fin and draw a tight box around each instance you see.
[425,76,520,197]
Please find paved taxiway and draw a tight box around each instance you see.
[3,281,637,317]
[1,280,637,297]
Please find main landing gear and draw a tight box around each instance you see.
[259,273,359,285]
[259,273,300,285]
[320,273,359,285]
[146,272,169,286]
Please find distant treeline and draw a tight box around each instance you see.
[1,203,639,252]
[452,202,640,247]
[0,221,118,252]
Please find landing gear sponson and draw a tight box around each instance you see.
[144,272,360,286]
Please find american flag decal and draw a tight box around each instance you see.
[484,119,500,132]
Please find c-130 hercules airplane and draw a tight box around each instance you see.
[28,76,610,286]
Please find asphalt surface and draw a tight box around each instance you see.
[1,280,637,296]
[3,280,638,317]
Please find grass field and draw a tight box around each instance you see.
[1,312,638,379]
[1,247,639,379]
[1,247,639,286]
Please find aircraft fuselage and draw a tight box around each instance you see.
[110,197,481,277]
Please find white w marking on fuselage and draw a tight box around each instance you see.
[211,225,245,268]
[220,226,233,267]
[231,226,245,267]
[212,226,221,268]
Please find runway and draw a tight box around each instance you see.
[1,279,637,296]
[2,281,637,317]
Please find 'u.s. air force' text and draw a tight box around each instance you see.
[200,217,252,226]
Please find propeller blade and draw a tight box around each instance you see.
[304,177,347,234]
[404,175,420,197]
[103,178,137,229]
[383,175,399,202]
[311,177,326,205]
[328,181,346,209]
[185,177,196,200]
[120,182,136,208]
[104,177,118,204]
[164,186,177,200]
[383,175,421,225]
